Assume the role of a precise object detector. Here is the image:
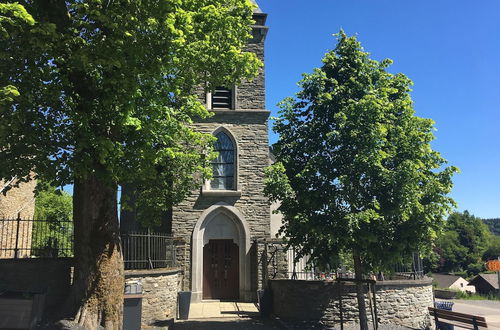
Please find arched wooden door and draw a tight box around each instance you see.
[203,239,239,300]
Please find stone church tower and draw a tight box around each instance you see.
[171,1,269,302]
[121,1,270,303]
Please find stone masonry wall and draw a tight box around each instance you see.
[125,268,182,328]
[0,179,36,219]
[0,179,37,258]
[172,110,271,291]
[169,12,269,293]
[262,239,289,287]
[270,278,433,329]
[237,42,265,110]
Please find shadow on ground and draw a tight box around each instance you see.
[220,310,260,318]
[172,317,281,330]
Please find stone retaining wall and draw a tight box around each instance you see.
[125,268,182,328]
[270,278,433,329]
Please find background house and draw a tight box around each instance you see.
[432,273,476,293]
[468,273,499,295]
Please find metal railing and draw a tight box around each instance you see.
[0,217,177,270]
[390,252,424,280]
[0,215,74,259]
[262,239,424,281]
[121,230,177,270]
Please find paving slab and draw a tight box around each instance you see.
[187,301,259,320]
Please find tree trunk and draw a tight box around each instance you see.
[353,251,369,330]
[67,174,124,329]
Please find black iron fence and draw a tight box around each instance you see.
[120,231,177,270]
[0,215,74,258]
[390,252,424,280]
[262,239,425,282]
[0,217,177,270]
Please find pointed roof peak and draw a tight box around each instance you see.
[250,0,263,13]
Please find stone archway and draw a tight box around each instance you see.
[191,203,251,302]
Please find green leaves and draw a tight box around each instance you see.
[429,211,493,275]
[0,85,19,104]
[34,183,73,221]
[0,2,34,37]
[266,30,457,273]
[1,0,260,223]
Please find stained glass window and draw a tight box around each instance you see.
[211,132,235,190]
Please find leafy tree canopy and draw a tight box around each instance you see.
[265,30,458,273]
[447,211,491,261]
[483,218,500,236]
[1,1,261,326]
[427,211,493,275]
[0,0,260,206]
[32,183,74,257]
[34,183,73,221]
[483,235,500,261]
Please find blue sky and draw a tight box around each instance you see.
[259,1,500,219]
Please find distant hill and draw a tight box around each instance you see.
[483,218,500,236]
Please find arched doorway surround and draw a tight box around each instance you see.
[191,202,251,302]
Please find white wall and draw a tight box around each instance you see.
[450,277,476,293]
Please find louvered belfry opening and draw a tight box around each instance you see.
[211,87,233,109]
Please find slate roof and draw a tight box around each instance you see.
[432,273,462,288]
[469,273,500,289]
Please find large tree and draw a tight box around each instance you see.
[0,0,260,328]
[265,31,457,328]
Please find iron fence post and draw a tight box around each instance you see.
[14,213,21,259]
[147,228,153,269]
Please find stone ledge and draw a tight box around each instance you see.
[377,277,433,286]
[124,267,182,278]
[211,109,270,113]
[201,190,242,197]
[270,277,433,287]
[209,109,270,118]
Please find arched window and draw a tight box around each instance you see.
[211,131,235,190]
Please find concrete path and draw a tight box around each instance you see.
[187,301,259,319]
[436,299,500,329]
[171,301,281,329]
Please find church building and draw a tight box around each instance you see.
[121,1,277,303]
[171,1,270,303]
